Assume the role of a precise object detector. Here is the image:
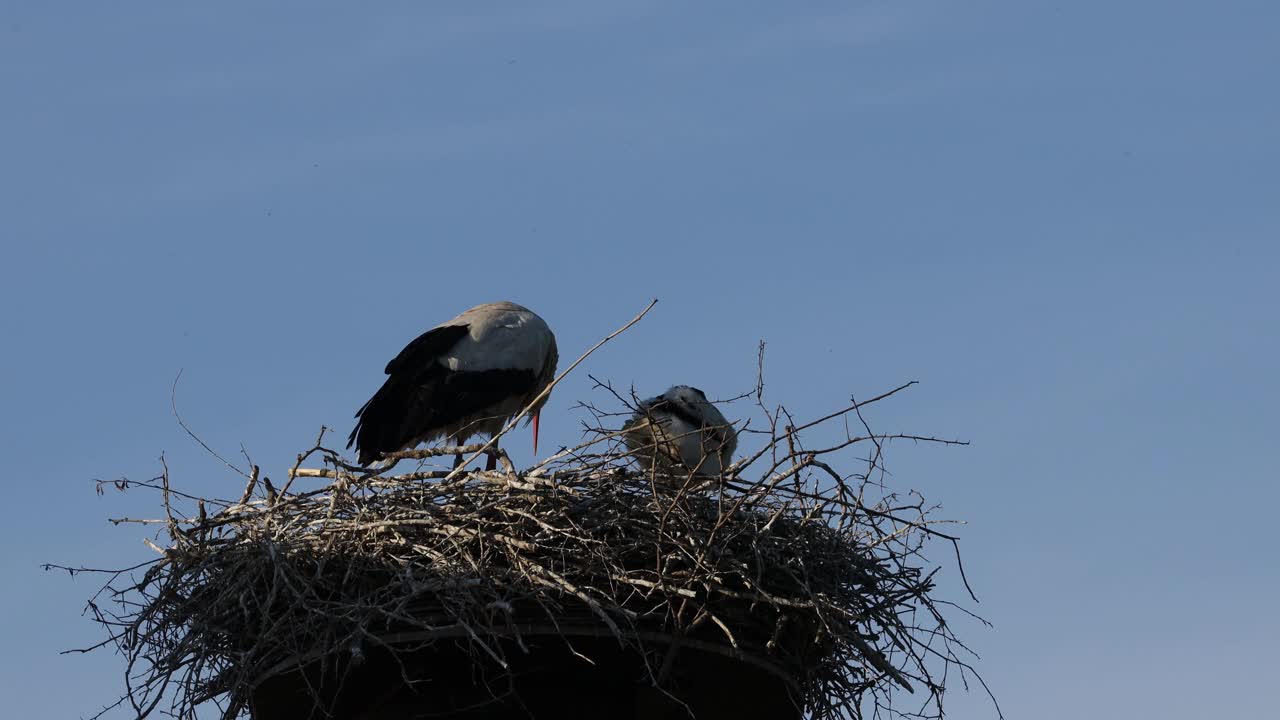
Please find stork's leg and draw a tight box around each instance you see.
[452,435,465,469]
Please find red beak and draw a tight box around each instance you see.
[532,411,541,456]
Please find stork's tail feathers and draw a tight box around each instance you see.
[348,378,416,466]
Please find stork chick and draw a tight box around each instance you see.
[623,385,737,478]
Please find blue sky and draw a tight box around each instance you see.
[2,2,1277,717]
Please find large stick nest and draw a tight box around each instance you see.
[62,381,990,719]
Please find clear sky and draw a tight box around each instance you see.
[2,2,1276,718]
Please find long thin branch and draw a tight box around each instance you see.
[170,369,249,479]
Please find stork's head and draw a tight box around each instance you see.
[650,385,715,420]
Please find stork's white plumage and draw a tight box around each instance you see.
[623,386,738,477]
[348,302,558,469]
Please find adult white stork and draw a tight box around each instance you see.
[623,385,738,478]
[348,301,558,469]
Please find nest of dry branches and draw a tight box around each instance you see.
[61,379,990,720]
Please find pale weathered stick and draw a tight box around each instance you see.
[382,444,490,462]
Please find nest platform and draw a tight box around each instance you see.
[66,387,983,719]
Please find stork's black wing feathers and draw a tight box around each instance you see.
[349,369,538,465]
[348,324,540,465]
[383,324,470,375]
